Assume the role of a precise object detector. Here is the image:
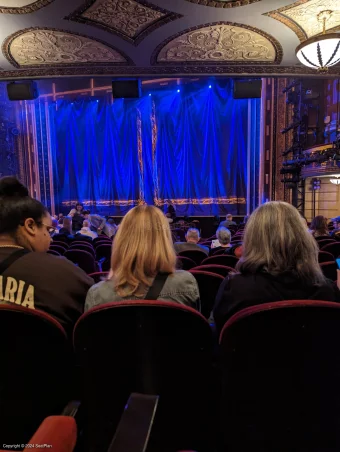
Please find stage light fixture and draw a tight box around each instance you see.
[149,93,151,96]
[177,89,180,93]
[209,85,212,88]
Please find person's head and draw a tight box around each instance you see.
[83,220,90,228]
[0,177,53,252]
[238,201,325,285]
[310,215,328,235]
[51,218,59,229]
[111,205,176,297]
[333,219,339,229]
[226,214,233,221]
[75,202,83,213]
[185,228,200,244]
[83,210,90,220]
[58,213,64,219]
[62,216,72,234]
[216,227,231,246]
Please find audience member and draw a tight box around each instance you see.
[68,202,84,232]
[174,228,209,255]
[220,214,237,228]
[165,202,176,223]
[213,201,340,334]
[331,218,340,239]
[83,211,116,238]
[51,218,60,235]
[59,216,73,237]
[309,215,329,238]
[77,220,98,239]
[58,213,64,225]
[0,177,93,335]
[85,205,199,310]
[211,227,232,254]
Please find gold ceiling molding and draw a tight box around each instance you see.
[65,0,182,45]
[264,0,340,42]
[2,28,132,68]
[184,0,261,8]
[153,22,283,65]
[0,0,54,14]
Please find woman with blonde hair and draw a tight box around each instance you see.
[85,205,199,310]
[213,201,340,333]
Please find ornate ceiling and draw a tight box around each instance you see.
[0,0,339,79]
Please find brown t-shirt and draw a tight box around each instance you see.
[0,248,94,336]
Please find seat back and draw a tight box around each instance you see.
[70,243,95,258]
[192,264,234,277]
[47,249,61,257]
[95,244,112,261]
[320,242,340,257]
[93,236,112,248]
[189,270,224,318]
[318,251,335,263]
[74,301,214,452]
[0,305,70,446]
[51,241,69,251]
[316,238,336,248]
[50,244,67,255]
[178,250,207,265]
[320,261,338,281]
[201,255,239,268]
[219,300,340,452]
[176,256,196,270]
[64,249,96,274]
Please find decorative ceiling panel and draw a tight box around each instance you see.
[154,22,282,65]
[264,0,340,42]
[0,0,54,13]
[184,0,261,8]
[66,0,182,45]
[3,28,130,68]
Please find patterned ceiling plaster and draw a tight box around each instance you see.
[264,0,340,42]
[184,0,261,8]
[2,28,131,68]
[65,0,182,45]
[154,22,282,65]
[0,0,54,14]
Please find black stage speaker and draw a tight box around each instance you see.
[112,79,141,98]
[233,80,262,99]
[7,81,39,101]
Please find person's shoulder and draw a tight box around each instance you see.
[169,270,197,284]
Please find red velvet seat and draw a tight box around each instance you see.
[50,244,67,255]
[201,254,239,268]
[64,249,97,274]
[51,241,69,251]
[176,256,196,270]
[320,261,338,281]
[189,270,224,318]
[0,305,71,447]
[192,264,234,277]
[74,301,214,452]
[318,250,335,263]
[95,244,112,271]
[317,238,336,248]
[93,236,113,248]
[321,242,340,258]
[178,250,207,265]
[219,300,340,452]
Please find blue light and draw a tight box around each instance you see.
[149,93,151,96]
[209,85,212,89]
[96,100,99,102]
[177,89,180,93]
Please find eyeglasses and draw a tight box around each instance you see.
[41,223,57,237]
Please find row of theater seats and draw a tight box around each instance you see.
[3,299,340,452]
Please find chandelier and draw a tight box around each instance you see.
[330,175,340,185]
[296,10,340,72]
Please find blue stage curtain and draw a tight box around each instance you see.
[50,79,260,216]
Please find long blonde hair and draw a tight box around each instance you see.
[237,201,326,285]
[111,205,177,297]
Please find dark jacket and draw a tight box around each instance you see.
[0,248,94,336]
[213,271,340,334]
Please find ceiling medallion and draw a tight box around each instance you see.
[153,22,283,65]
[65,0,182,45]
[0,0,54,14]
[264,0,340,42]
[2,28,132,68]
[296,10,340,72]
[184,0,261,8]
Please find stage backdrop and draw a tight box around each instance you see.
[49,79,260,216]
